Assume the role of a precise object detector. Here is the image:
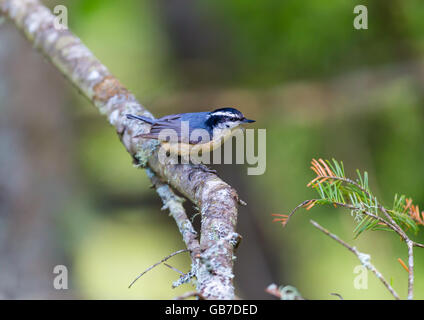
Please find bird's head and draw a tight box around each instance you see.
[207,107,255,130]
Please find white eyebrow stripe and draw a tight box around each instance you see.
[211,111,238,117]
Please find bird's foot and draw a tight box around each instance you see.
[189,164,217,180]
[194,164,217,174]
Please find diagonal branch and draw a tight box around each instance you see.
[310,220,400,300]
[0,0,240,299]
[285,198,417,299]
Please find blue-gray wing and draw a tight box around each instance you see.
[136,113,211,144]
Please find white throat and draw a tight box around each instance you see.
[212,121,241,140]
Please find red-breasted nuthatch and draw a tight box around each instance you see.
[126,107,255,157]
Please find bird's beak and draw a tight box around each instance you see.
[242,118,255,123]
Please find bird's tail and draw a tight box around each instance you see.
[126,114,155,124]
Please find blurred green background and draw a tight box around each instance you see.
[1,0,424,299]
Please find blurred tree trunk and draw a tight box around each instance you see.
[0,24,74,298]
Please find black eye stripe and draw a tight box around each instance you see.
[206,113,242,128]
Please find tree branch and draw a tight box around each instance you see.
[0,0,240,299]
[285,197,418,299]
[310,220,400,300]
[407,240,414,300]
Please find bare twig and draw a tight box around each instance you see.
[163,263,185,276]
[0,0,240,299]
[379,206,414,299]
[310,220,400,300]
[272,199,316,227]
[378,206,409,241]
[330,293,344,300]
[128,249,189,288]
[407,240,414,300]
[413,242,424,249]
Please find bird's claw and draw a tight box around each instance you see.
[196,164,217,174]
[189,164,217,180]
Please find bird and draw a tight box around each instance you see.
[126,107,255,158]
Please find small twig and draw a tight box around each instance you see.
[378,206,409,241]
[310,220,400,300]
[163,263,185,276]
[413,242,424,249]
[172,269,195,288]
[407,240,414,300]
[174,291,206,300]
[330,293,344,300]
[278,199,317,226]
[379,206,414,300]
[331,202,398,230]
[128,249,189,288]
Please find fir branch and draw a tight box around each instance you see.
[275,158,424,299]
[310,220,400,300]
